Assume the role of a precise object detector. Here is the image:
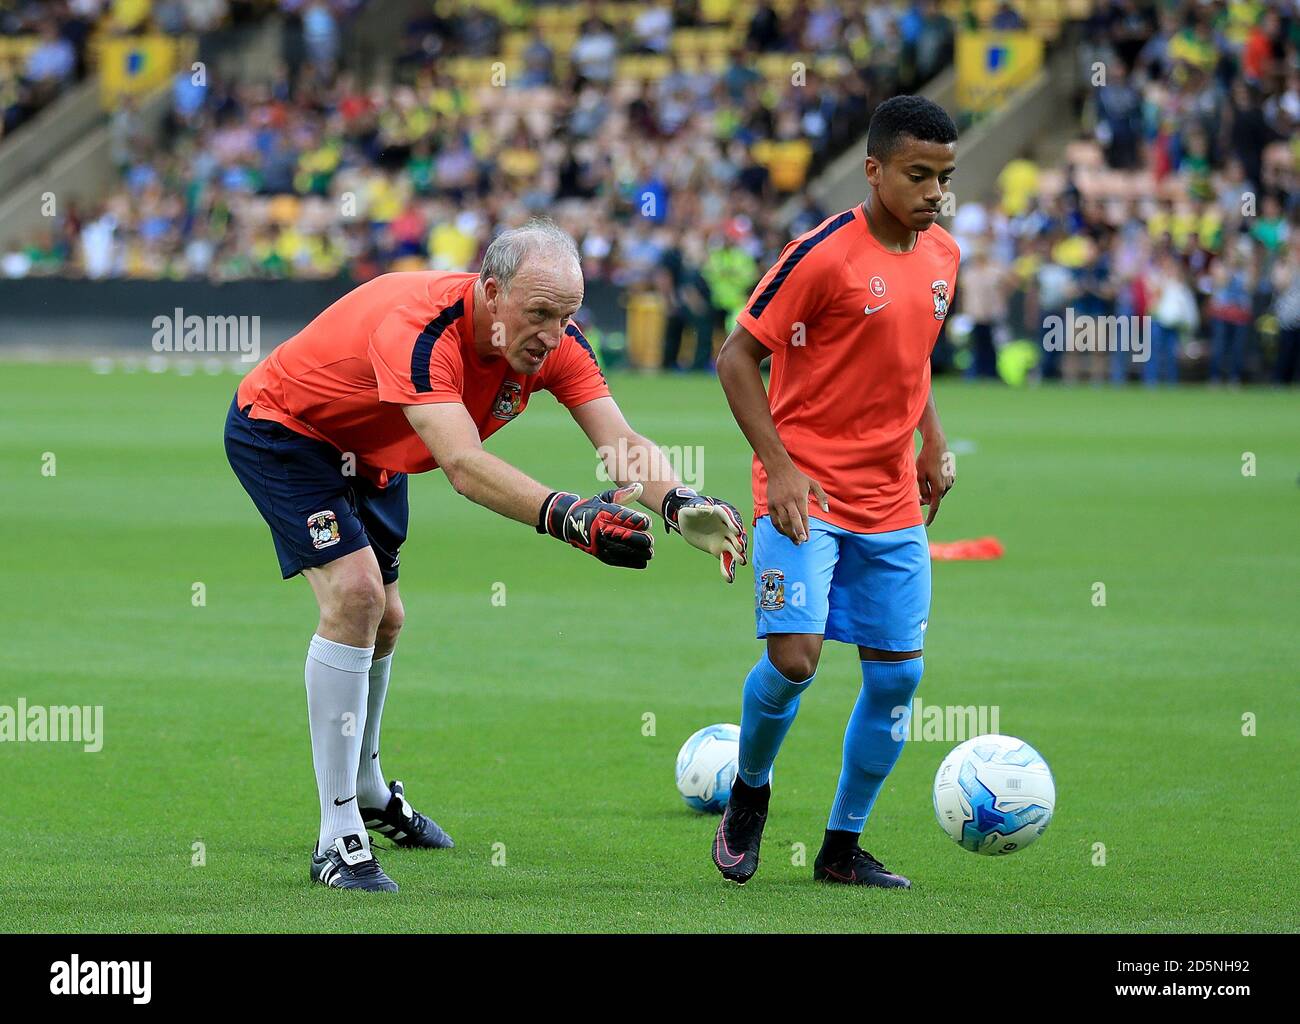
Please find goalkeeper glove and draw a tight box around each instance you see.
[537,482,654,569]
[662,486,748,583]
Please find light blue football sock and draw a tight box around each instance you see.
[736,652,815,788]
[826,657,924,833]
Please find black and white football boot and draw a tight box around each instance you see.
[712,780,769,884]
[310,832,399,892]
[813,845,911,888]
[361,780,454,850]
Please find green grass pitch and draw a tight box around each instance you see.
[1,361,1296,932]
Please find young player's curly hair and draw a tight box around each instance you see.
[866,95,958,162]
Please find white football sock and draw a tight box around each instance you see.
[305,634,374,852]
[357,652,393,808]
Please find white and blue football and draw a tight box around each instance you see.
[933,734,1055,855]
[675,724,742,813]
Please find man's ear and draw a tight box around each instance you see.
[864,156,882,188]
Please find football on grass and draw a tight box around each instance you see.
[674,723,742,813]
[933,734,1055,855]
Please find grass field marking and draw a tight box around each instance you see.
[890,698,1000,744]
[192,582,206,607]
[0,699,103,752]
[41,451,56,476]
[1093,842,1107,866]
[791,842,807,867]
[1241,712,1256,737]
[641,712,656,737]
[491,842,507,867]
[192,841,206,867]
[1092,581,1107,607]
[492,581,507,606]
[1241,451,1255,477]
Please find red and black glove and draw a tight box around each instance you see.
[537,482,655,569]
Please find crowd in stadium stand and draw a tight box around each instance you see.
[4,0,1296,384]
[0,1,316,139]
[953,0,1298,385]
[2,0,956,369]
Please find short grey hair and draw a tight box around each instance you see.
[478,218,581,292]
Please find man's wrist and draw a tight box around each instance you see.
[537,491,579,537]
[661,485,699,530]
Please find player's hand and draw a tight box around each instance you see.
[917,435,954,527]
[662,486,748,583]
[765,464,829,545]
[537,483,654,568]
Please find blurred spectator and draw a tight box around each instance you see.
[1094,62,1143,170]
[25,21,76,85]
[957,244,1010,380]
[1147,252,1198,386]
[1206,245,1255,384]
[659,231,715,371]
[1272,234,1300,384]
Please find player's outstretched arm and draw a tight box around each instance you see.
[403,402,653,568]
[569,396,747,582]
[716,325,828,546]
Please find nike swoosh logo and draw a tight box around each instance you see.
[863,302,891,315]
[333,795,356,806]
[713,810,745,868]
[847,813,866,820]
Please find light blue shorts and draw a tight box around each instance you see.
[753,516,931,651]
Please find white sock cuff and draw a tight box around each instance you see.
[308,634,375,674]
[369,652,394,676]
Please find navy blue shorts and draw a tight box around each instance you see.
[223,396,408,583]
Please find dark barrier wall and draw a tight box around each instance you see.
[0,277,627,351]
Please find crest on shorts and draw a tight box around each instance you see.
[307,510,341,550]
[758,569,785,611]
[492,380,523,421]
[931,279,950,320]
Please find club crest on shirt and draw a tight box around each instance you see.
[931,280,950,320]
[869,276,887,297]
[307,510,341,550]
[758,569,785,611]
[492,380,523,421]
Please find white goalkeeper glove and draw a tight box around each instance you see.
[661,486,748,583]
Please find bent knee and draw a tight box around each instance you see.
[323,572,386,629]
[767,638,821,683]
[375,596,405,650]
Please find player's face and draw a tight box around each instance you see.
[867,138,956,233]
[486,261,584,374]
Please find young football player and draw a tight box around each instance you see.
[712,96,959,888]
